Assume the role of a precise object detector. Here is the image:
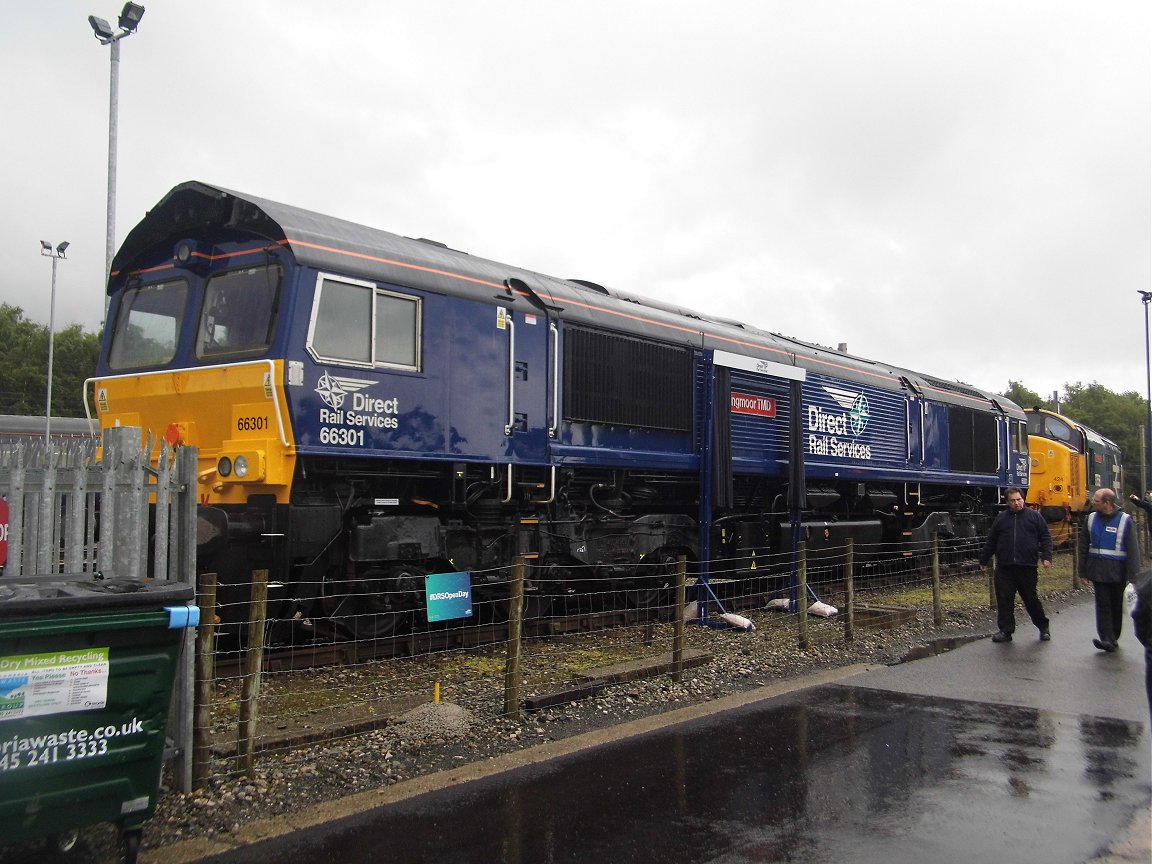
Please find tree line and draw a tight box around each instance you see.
[0,304,100,418]
[2,302,1145,493]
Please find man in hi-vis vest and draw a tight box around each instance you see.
[1079,488,1142,653]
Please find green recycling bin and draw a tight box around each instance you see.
[0,575,198,863]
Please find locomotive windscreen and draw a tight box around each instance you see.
[563,328,692,431]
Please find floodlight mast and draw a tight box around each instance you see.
[40,241,69,453]
[87,3,145,319]
[1140,290,1152,493]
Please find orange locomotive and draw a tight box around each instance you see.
[1025,407,1123,545]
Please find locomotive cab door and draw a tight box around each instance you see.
[498,279,556,472]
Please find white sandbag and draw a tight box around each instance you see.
[719,612,756,631]
[807,601,839,618]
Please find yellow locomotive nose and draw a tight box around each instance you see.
[92,361,293,508]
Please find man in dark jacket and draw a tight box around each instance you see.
[1132,568,1152,717]
[1079,488,1142,652]
[979,487,1054,642]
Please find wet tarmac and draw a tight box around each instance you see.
[189,599,1151,864]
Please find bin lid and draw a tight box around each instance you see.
[0,576,195,616]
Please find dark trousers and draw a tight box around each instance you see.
[1090,581,1126,643]
[995,565,1049,634]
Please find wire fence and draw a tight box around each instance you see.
[191,527,1100,787]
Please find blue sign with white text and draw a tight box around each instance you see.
[425,571,473,622]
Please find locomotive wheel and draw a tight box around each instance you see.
[386,565,426,607]
[538,557,590,617]
[485,588,551,624]
[628,547,679,609]
[353,565,425,638]
[47,830,79,855]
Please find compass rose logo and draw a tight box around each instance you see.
[849,393,870,436]
[315,371,374,409]
[822,385,871,436]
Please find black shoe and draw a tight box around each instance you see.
[992,631,1013,643]
[1039,630,1051,641]
[1092,638,1118,653]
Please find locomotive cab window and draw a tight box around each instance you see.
[308,275,421,371]
[108,278,188,370]
[1012,419,1028,453]
[1029,411,1077,447]
[195,265,282,359]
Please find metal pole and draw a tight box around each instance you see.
[1140,423,1147,510]
[45,254,58,448]
[40,241,66,455]
[1141,290,1152,494]
[104,36,120,296]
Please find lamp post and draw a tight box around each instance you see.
[40,241,70,450]
[1140,290,1152,494]
[88,2,145,311]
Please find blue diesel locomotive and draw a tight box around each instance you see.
[88,181,1029,636]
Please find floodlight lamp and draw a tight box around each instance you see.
[40,240,52,252]
[1139,290,1152,303]
[118,2,145,32]
[56,241,70,257]
[88,15,114,40]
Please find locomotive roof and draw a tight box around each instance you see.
[113,181,1022,419]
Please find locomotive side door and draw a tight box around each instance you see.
[900,376,925,468]
[499,301,552,462]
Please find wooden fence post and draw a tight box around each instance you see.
[193,573,218,789]
[1072,520,1081,589]
[673,556,686,681]
[844,539,855,643]
[236,569,269,776]
[931,533,943,626]
[503,557,525,721]
[798,542,809,649]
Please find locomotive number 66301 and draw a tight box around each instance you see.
[319,426,365,446]
[236,416,269,432]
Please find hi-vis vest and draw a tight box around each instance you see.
[1087,511,1132,560]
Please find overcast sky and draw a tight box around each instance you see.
[3,1,1149,401]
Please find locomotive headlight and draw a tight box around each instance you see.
[216,449,266,483]
[173,239,209,272]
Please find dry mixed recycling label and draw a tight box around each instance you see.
[0,648,110,721]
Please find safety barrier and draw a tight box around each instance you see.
[193,531,1085,786]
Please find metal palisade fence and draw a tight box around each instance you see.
[0,425,200,790]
